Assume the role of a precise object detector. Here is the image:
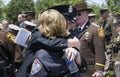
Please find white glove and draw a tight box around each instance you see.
[65,47,79,61]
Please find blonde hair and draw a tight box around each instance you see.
[38,9,69,38]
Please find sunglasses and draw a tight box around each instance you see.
[76,13,81,16]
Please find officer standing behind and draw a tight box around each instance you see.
[23,11,38,26]
[0,24,23,77]
[105,14,120,77]
[98,8,112,44]
[74,2,106,77]
[88,13,96,24]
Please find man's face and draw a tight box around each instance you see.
[18,15,23,22]
[2,21,9,29]
[75,10,88,26]
[25,14,32,21]
[103,11,109,18]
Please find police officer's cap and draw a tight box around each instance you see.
[23,11,35,17]
[24,21,37,27]
[48,5,77,22]
[88,13,96,17]
[100,8,109,15]
[9,24,20,31]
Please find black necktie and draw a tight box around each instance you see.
[77,28,81,34]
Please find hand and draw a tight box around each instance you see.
[68,37,80,50]
[92,71,103,77]
[65,47,79,61]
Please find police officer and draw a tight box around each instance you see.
[88,13,96,23]
[105,15,120,77]
[23,11,38,26]
[0,24,23,77]
[74,2,106,77]
[48,5,78,37]
[98,8,112,44]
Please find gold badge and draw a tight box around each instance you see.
[97,27,104,37]
[6,32,15,42]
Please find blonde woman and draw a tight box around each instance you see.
[16,9,82,77]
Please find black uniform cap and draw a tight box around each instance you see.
[100,8,109,15]
[48,5,77,22]
[23,11,35,17]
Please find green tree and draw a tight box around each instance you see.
[5,0,34,24]
[35,0,85,18]
[105,0,120,14]
[0,0,4,21]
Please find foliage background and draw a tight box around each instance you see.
[0,0,120,25]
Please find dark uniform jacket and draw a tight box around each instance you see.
[28,29,68,52]
[16,29,86,77]
[77,22,106,77]
[16,49,81,77]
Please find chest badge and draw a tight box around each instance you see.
[97,27,104,37]
[85,32,90,40]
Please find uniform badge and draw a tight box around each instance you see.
[97,27,104,37]
[85,32,90,40]
[31,58,42,75]
[68,6,73,13]
[6,32,15,42]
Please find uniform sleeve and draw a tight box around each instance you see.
[28,29,68,51]
[93,27,106,71]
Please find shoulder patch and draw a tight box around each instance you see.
[6,32,14,42]
[97,27,104,37]
[31,58,42,75]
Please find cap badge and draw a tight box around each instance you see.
[68,6,73,13]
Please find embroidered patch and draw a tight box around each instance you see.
[6,32,15,42]
[31,58,42,75]
[97,27,104,37]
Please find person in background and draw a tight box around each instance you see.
[104,14,120,77]
[88,13,96,23]
[98,8,112,44]
[17,14,25,27]
[74,2,105,77]
[1,20,9,30]
[98,9,115,76]
[0,24,23,77]
[22,11,38,26]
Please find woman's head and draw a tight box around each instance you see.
[38,9,69,38]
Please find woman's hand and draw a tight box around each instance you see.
[64,47,81,66]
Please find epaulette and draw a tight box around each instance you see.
[97,27,104,37]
